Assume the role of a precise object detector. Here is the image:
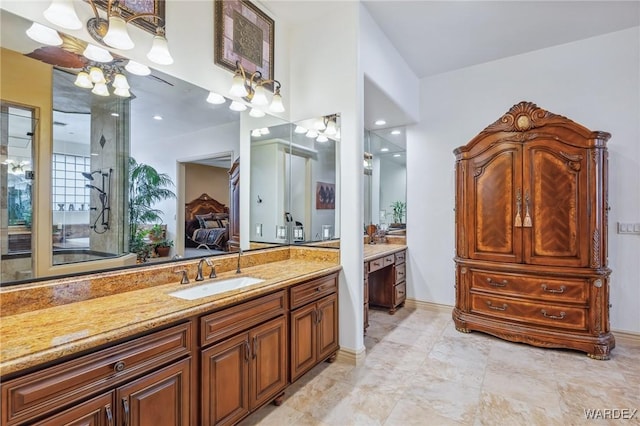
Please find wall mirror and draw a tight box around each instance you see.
[364,129,406,237]
[0,9,292,286]
[248,115,340,248]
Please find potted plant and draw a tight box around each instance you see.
[130,229,152,263]
[154,238,173,257]
[148,224,165,243]
[128,157,176,261]
[390,201,407,228]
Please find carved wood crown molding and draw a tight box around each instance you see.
[482,101,568,133]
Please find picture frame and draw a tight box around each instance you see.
[316,182,335,210]
[91,0,165,34]
[214,0,275,89]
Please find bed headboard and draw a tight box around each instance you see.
[185,193,229,221]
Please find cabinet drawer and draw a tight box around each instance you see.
[290,274,337,310]
[470,294,587,331]
[395,263,406,284]
[394,282,406,305]
[2,322,191,426]
[201,290,286,347]
[395,251,406,265]
[470,270,587,303]
[369,255,394,272]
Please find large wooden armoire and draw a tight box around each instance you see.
[452,102,615,359]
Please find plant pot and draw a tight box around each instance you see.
[156,246,171,257]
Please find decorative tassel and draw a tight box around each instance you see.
[515,212,522,228]
[515,189,522,227]
[523,192,532,227]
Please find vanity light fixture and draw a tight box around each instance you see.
[25,22,63,46]
[43,0,173,65]
[229,61,284,113]
[74,65,131,97]
[260,127,270,135]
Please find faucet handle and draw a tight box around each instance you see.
[174,269,189,284]
[209,262,217,279]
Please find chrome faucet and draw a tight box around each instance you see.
[236,249,243,274]
[174,269,189,284]
[196,258,216,281]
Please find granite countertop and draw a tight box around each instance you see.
[363,243,407,262]
[0,258,341,377]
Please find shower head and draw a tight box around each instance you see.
[81,170,101,180]
[85,184,106,195]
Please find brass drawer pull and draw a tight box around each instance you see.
[486,301,508,311]
[105,405,113,426]
[113,361,126,373]
[122,398,130,426]
[487,278,507,287]
[541,310,566,320]
[244,340,250,362]
[316,286,323,292]
[372,261,381,267]
[541,284,566,294]
[398,291,405,295]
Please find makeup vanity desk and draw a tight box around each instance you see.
[363,243,407,332]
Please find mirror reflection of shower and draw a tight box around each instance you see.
[82,168,112,233]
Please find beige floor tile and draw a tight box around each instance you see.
[242,306,639,425]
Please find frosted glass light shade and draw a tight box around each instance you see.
[259,128,270,135]
[251,129,262,137]
[74,72,93,89]
[206,91,226,104]
[125,60,151,76]
[305,129,318,138]
[114,87,131,97]
[294,125,307,134]
[43,0,82,30]
[147,34,173,65]
[83,44,113,63]
[26,22,62,46]
[249,108,265,118]
[112,74,130,89]
[229,101,247,112]
[269,92,285,113]
[316,134,329,143]
[251,85,268,106]
[325,120,337,135]
[91,82,109,96]
[230,74,249,97]
[103,15,134,50]
[314,119,326,131]
[89,67,106,83]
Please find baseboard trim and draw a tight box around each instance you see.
[405,298,452,314]
[405,299,640,342]
[336,346,366,365]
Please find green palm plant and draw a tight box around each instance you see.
[128,157,176,255]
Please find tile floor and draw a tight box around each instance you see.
[239,305,640,426]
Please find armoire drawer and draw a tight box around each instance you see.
[470,294,587,331]
[470,270,587,303]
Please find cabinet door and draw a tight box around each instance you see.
[523,140,589,267]
[201,333,250,426]
[33,392,114,426]
[290,302,317,382]
[465,143,523,263]
[117,358,191,426]
[249,316,287,410]
[317,293,339,362]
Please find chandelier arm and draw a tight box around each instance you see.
[125,12,165,26]
[256,79,281,92]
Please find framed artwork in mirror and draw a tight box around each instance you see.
[316,182,335,210]
[214,0,275,88]
[91,0,165,34]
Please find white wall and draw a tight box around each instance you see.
[408,27,640,333]
[288,2,363,355]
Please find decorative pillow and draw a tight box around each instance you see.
[218,218,229,228]
[203,219,220,229]
[195,213,215,228]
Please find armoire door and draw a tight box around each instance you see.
[465,143,523,263]
[522,140,590,267]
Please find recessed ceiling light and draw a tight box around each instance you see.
[393,153,401,157]
[111,112,119,117]
[153,115,163,120]
[380,148,389,152]
[374,119,386,126]
[391,130,401,135]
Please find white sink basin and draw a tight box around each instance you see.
[168,276,264,300]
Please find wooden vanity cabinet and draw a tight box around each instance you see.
[200,290,288,426]
[367,250,406,315]
[289,273,339,382]
[2,322,193,426]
